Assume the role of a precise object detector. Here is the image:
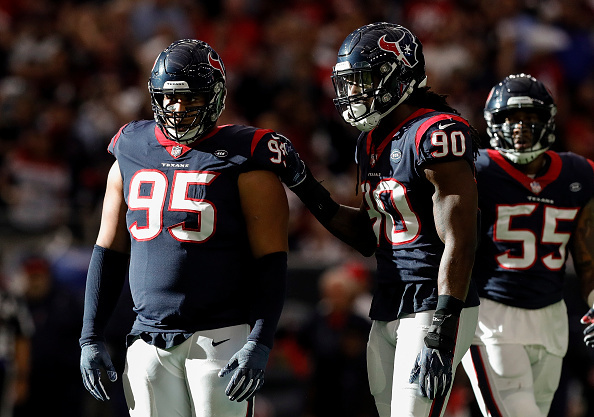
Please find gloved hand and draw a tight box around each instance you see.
[581,307,594,348]
[275,136,307,189]
[80,342,117,401]
[409,311,458,399]
[218,341,270,402]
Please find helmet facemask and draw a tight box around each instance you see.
[150,82,225,144]
[484,73,557,165]
[148,39,227,144]
[485,105,556,165]
[331,23,427,132]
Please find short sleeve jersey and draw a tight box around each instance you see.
[473,149,594,309]
[108,121,292,340]
[356,108,480,321]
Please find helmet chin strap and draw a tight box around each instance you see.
[345,76,428,132]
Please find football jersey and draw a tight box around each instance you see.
[357,108,480,321]
[473,149,594,309]
[108,120,292,342]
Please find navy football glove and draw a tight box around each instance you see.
[581,307,594,348]
[218,341,270,402]
[276,136,307,189]
[409,312,458,399]
[80,342,117,401]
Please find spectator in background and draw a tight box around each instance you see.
[11,255,85,417]
[298,262,376,417]
[0,269,33,417]
[0,127,71,237]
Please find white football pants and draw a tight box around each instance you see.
[366,307,479,417]
[461,298,567,417]
[122,324,253,417]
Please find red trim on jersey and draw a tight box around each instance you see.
[588,158,594,173]
[469,345,504,417]
[108,124,127,154]
[366,108,434,163]
[198,125,228,142]
[250,129,274,156]
[488,149,562,195]
[415,114,469,155]
[154,125,193,158]
[154,125,227,158]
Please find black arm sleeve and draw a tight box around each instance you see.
[291,169,376,257]
[289,167,340,224]
[79,245,129,346]
[247,251,288,349]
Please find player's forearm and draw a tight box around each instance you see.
[291,172,376,256]
[248,251,288,349]
[438,243,475,301]
[325,205,377,257]
[434,196,477,301]
[80,245,129,346]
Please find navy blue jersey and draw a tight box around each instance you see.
[474,149,594,309]
[357,109,480,321]
[108,121,292,339]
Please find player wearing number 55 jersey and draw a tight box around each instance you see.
[282,22,481,417]
[461,74,594,417]
[79,39,296,417]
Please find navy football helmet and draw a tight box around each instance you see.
[149,39,226,143]
[331,22,427,132]
[484,73,556,164]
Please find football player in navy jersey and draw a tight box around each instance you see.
[78,39,296,417]
[282,22,482,417]
[459,74,594,417]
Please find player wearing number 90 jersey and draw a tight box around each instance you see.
[356,109,480,321]
[283,23,482,417]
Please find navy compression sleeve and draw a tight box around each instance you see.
[79,245,129,346]
[247,251,288,349]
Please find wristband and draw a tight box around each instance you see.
[436,294,464,316]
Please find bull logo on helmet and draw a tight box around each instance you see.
[378,32,418,68]
[208,52,226,80]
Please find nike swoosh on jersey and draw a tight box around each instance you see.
[437,122,455,130]
[212,338,230,347]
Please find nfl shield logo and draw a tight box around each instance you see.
[530,181,542,194]
[171,146,183,157]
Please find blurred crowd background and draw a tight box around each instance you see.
[0,0,593,416]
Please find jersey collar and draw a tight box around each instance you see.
[488,149,562,194]
[154,125,224,158]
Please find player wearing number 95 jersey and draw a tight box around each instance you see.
[79,39,297,417]
[281,22,481,417]
[460,74,594,417]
